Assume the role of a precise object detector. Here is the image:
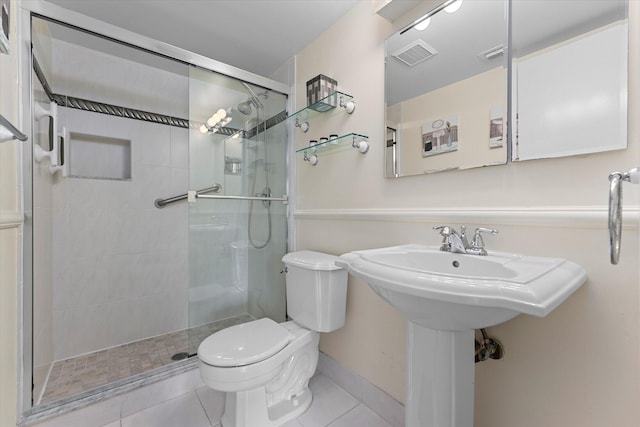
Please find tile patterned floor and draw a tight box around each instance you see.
[112,374,397,427]
[40,314,253,404]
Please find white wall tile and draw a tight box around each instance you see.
[67,206,108,259]
[139,291,188,338]
[67,256,108,307]
[107,299,142,347]
[106,253,143,301]
[103,54,140,110]
[170,127,189,170]
[140,122,171,167]
[67,304,108,356]
[52,309,69,360]
[64,108,108,137]
[45,36,191,359]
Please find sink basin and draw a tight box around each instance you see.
[336,244,586,330]
[336,244,586,426]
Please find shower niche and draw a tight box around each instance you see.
[67,132,131,180]
[26,13,288,419]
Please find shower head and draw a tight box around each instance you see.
[237,100,253,115]
[237,82,270,116]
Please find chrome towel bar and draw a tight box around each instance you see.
[155,184,222,208]
[191,192,288,205]
[0,113,27,142]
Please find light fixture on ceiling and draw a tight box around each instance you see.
[444,0,463,14]
[414,17,431,31]
[400,0,461,35]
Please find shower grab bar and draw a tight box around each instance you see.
[191,192,289,205]
[0,113,27,142]
[155,184,222,208]
[608,168,640,264]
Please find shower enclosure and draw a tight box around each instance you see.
[25,12,289,415]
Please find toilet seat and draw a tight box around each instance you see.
[199,318,293,367]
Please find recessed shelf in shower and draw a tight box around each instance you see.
[68,132,132,180]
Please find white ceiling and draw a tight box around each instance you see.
[45,0,361,78]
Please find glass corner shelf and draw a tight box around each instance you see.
[296,133,368,155]
[288,91,354,121]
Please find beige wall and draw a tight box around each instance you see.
[295,1,640,426]
[0,1,22,426]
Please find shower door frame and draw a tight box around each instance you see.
[17,0,293,422]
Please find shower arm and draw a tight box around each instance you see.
[241,82,264,109]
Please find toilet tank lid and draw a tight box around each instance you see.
[282,251,342,271]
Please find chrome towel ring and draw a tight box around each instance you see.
[608,168,640,264]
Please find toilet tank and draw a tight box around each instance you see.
[282,251,348,333]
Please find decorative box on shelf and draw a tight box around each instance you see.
[306,74,338,112]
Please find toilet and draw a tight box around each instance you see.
[198,251,348,427]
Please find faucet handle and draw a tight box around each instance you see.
[433,226,454,251]
[470,228,498,256]
[474,227,498,236]
[433,225,452,236]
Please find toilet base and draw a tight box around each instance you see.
[221,385,312,427]
[204,323,319,427]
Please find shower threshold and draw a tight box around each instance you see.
[37,314,253,405]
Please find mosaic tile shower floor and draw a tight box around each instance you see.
[38,314,253,404]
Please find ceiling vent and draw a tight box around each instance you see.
[392,40,438,67]
[477,44,505,63]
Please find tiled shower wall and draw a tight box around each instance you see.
[47,39,190,360]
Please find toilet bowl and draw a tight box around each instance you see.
[198,251,347,427]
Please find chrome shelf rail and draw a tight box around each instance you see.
[155,184,222,208]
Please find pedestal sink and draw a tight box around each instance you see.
[335,244,586,427]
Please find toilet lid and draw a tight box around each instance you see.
[198,318,293,367]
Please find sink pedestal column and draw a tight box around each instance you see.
[406,322,474,427]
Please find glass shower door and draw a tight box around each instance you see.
[187,67,288,355]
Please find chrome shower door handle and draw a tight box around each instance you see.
[608,168,640,265]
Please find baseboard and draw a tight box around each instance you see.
[317,351,405,427]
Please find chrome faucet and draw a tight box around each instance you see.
[433,226,498,255]
[433,226,467,254]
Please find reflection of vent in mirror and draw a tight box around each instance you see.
[393,40,438,67]
[69,132,131,180]
[477,44,504,63]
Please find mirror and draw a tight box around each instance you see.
[512,0,628,161]
[385,0,629,178]
[385,0,509,178]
